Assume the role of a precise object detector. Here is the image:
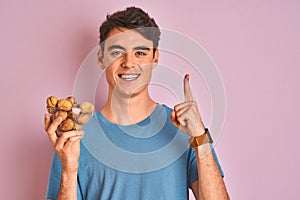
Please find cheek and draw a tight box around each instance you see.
[142,64,153,73]
[140,65,153,81]
[104,55,122,67]
[104,58,114,67]
[105,66,116,82]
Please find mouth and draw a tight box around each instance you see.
[118,73,141,81]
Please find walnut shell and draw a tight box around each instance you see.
[68,108,80,120]
[46,96,58,108]
[80,101,95,114]
[50,114,55,122]
[66,96,77,105]
[47,107,57,114]
[73,103,80,108]
[74,123,82,130]
[57,99,72,111]
[55,111,68,121]
[76,113,89,125]
[67,110,74,119]
[59,118,75,132]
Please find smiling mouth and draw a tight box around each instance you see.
[118,73,141,81]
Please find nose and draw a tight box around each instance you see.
[121,51,136,68]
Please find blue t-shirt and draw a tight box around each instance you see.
[46,104,224,200]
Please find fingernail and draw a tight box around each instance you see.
[186,74,190,80]
[56,116,62,122]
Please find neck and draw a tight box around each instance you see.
[101,88,157,125]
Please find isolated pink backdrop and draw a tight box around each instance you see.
[1,0,299,199]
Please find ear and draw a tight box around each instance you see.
[152,49,159,69]
[97,49,105,69]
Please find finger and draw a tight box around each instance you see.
[170,111,176,122]
[174,101,195,112]
[170,111,180,128]
[184,74,193,102]
[64,136,81,150]
[44,114,51,131]
[59,130,84,140]
[46,116,62,144]
[175,105,190,118]
[47,116,62,133]
[175,106,190,126]
[55,130,84,151]
[171,109,187,127]
[78,130,85,138]
[177,114,187,127]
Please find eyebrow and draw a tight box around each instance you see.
[107,45,151,52]
[133,46,151,51]
[107,45,125,51]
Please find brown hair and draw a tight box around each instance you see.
[99,7,161,53]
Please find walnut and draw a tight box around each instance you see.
[57,99,72,111]
[59,118,75,132]
[76,113,89,125]
[46,96,58,108]
[66,96,77,105]
[80,101,95,114]
[68,107,81,120]
[55,111,68,121]
[47,107,57,114]
[74,123,82,130]
[46,95,94,135]
[50,114,55,122]
[67,110,74,120]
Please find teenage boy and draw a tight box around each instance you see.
[45,7,229,200]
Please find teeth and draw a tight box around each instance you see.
[120,74,139,80]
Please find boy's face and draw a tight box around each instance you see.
[98,28,159,97]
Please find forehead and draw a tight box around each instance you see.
[104,28,153,50]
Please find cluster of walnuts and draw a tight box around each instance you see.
[46,96,94,134]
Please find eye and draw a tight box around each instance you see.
[111,51,124,57]
[136,51,146,56]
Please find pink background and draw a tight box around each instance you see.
[1,0,299,199]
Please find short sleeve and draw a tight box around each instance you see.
[187,144,224,188]
[45,153,83,200]
[45,152,62,199]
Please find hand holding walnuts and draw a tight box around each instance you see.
[46,96,95,135]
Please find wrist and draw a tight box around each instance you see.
[62,162,79,174]
[192,121,205,137]
[194,127,206,137]
[62,167,78,177]
[188,128,213,149]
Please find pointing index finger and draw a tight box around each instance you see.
[184,74,193,102]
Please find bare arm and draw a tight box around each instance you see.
[58,170,78,200]
[191,144,229,199]
[170,74,229,199]
[45,115,83,200]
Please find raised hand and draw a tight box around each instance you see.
[170,74,206,137]
[44,114,84,172]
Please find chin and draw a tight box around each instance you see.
[114,84,148,98]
